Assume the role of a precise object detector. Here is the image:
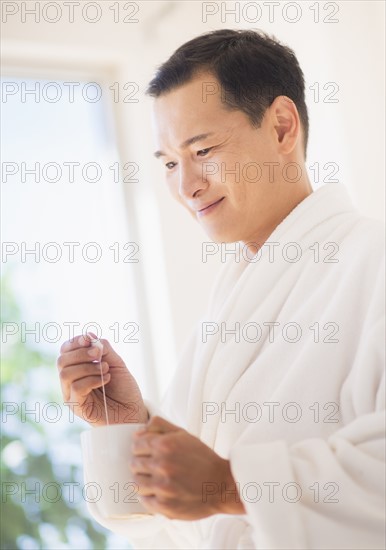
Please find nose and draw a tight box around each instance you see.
[178,160,208,200]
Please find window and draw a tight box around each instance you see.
[1,73,151,549]
[2,75,154,389]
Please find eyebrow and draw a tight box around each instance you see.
[154,132,215,158]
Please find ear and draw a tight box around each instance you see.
[269,96,301,155]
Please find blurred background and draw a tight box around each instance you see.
[1,1,385,548]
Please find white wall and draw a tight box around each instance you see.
[3,0,384,394]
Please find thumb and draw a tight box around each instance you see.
[88,337,126,368]
[144,415,180,434]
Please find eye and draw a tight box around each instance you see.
[165,161,176,170]
[197,147,212,157]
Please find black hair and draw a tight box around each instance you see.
[147,29,309,156]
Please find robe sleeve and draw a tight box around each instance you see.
[230,312,385,550]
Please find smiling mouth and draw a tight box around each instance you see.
[197,197,225,216]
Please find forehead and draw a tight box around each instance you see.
[152,72,234,146]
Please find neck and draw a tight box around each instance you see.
[242,176,313,257]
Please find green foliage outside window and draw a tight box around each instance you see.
[1,271,129,549]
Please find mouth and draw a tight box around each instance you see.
[197,197,225,217]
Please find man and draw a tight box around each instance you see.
[57,30,385,549]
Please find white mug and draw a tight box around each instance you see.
[81,423,150,519]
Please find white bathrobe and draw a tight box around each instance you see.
[85,183,385,549]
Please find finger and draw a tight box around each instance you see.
[139,495,178,519]
[85,331,98,341]
[67,372,111,402]
[130,456,156,475]
[133,473,175,500]
[60,333,94,354]
[141,416,180,434]
[60,361,109,387]
[132,432,160,456]
[57,347,103,371]
[96,338,124,365]
[133,473,157,497]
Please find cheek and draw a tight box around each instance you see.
[222,171,249,205]
[217,149,257,198]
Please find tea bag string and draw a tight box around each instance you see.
[89,334,109,426]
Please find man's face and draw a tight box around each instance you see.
[153,72,288,244]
